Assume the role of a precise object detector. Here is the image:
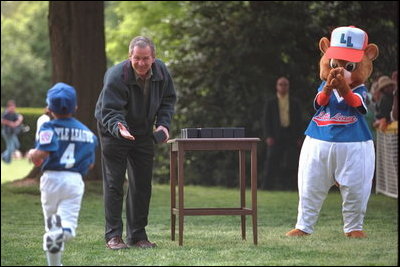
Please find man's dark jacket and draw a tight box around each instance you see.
[95,59,177,137]
[263,95,303,140]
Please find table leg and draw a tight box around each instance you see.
[239,150,246,240]
[251,144,258,245]
[170,149,177,241]
[178,149,185,246]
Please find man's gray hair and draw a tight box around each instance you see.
[128,36,156,57]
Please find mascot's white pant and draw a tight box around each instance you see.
[295,136,375,234]
[41,170,84,240]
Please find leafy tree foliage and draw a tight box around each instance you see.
[1,1,51,107]
[1,1,397,185]
[105,1,185,64]
[165,1,398,186]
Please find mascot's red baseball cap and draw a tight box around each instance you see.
[325,26,368,62]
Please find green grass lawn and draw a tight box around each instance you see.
[1,177,398,266]
[1,158,34,184]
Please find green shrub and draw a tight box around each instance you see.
[1,107,45,154]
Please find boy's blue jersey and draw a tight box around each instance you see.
[36,117,98,176]
[304,81,373,142]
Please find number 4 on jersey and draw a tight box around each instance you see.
[60,143,75,168]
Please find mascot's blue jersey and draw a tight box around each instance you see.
[36,117,98,176]
[304,81,373,142]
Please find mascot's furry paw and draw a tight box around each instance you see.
[285,229,310,237]
[345,231,367,238]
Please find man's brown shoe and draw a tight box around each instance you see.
[106,236,128,250]
[130,240,157,248]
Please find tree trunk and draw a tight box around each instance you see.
[47,1,106,180]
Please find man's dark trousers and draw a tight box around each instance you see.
[262,127,299,190]
[98,125,154,244]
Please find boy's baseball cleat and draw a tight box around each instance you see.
[44,214,64,253]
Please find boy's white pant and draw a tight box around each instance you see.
[295,136,375,234]
[41,171,84,240]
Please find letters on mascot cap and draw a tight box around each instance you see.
[325,26,368,63]
[46,82,77,115]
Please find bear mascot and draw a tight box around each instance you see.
[286,26,379,238]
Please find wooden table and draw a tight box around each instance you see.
[168,138,260,246]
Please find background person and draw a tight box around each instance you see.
[390,70,398,121]
[365,80,379,142]
[373,75,396,131]
[1,99,24,163]
[35,107,52,142]
[261,77,304,190]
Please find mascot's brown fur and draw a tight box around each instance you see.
[318,36,379,98]
[286,26,379,238]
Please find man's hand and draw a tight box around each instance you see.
[155,125,169,143]
[118,122,135,140]
[378,118,388,132]
[265,137,275,146]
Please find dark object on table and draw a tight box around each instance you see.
[199,128,212,138]
[181,127,245,138]
[181,128,199,138]
[233,128,245,138]
[211,128,223,138]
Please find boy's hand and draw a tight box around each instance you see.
[27,149,43,166]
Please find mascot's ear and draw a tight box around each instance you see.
[365,44,379,61]
[319,37,330,54]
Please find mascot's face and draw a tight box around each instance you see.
[319,26,379,89]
